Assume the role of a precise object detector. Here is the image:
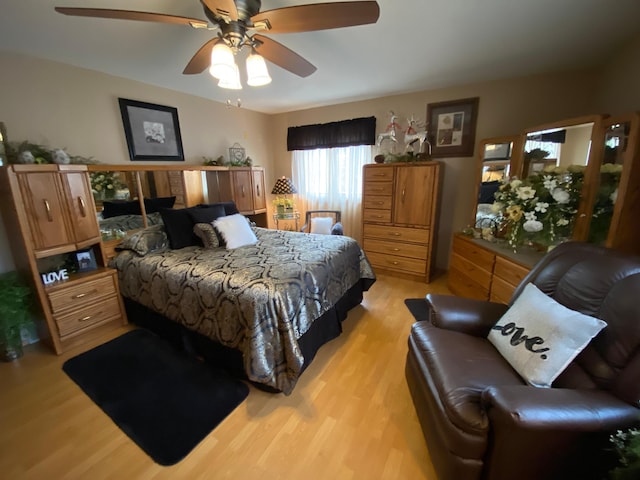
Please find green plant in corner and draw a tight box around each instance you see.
[609,428,640,480]
[0,271,33,361]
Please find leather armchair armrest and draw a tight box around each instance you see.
[426,293,509,337]
[480,386,640,480]
[482,386,640,429]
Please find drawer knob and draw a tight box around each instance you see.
[80,315,92,322]
[74,293,87,299]
[392,248,400,252]
[390,232,401,237]
[392,261,399,265]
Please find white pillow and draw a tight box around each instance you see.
[212,214,258,249]
[310,217,334,235]
[487,283,607,388]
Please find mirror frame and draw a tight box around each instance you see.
[470,134,524,227]
[603,112,640,252]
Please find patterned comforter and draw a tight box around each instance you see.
[98,212,163,232]
[111,228,375,394]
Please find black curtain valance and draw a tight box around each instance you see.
[287,116,376,151]
[527,130,566,144]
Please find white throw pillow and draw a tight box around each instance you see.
[213,214,258,249]
[310,217,334,235]
[487,283,607,388]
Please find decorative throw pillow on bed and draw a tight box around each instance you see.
[143,196,176,213]
[310,217,334,234]
[488,283,607,388]
[115,224,169,256]
[102,200,141,218]
[193,223,220,248]
[213,213,258,249]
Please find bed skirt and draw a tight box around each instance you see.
[123,279,366,393]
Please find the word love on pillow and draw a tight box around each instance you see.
[488,283,606,388]
[490,321,550,359]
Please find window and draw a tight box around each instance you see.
[292,145,371,240]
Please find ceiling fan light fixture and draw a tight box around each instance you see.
[209,42,236,80]
[246,51,272,87]
[218,63,243,90]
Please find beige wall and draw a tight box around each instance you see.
[596,31,640,114]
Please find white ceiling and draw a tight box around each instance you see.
[2,0,640,114]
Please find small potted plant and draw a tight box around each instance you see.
[0,271,33,361]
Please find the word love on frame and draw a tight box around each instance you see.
[427,97,479,158]
[118,98,185,161]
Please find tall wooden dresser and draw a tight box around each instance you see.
[0,164,127,354]
[362,161,442,282]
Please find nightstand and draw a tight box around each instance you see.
[273,211,300,231]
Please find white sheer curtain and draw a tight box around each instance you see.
[292,145,372,243]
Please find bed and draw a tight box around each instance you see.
[98,211,163,232]
[110,225,376,394]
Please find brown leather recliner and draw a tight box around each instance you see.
[405,242,640,480]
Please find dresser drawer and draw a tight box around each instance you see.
[490,275,516,304]
[364,166,394,182]
[363,208,392,223]
[364,238,427,260]
[448,267,490,301]
[452,235,495,272]
[449,252,492,290]
[47,274,117,314]
[364,224,428,244]
[494,256,530,286]
[55,295,122,338]
[364,182,393,195]
[366,251,426,275]
[364,195,392,210]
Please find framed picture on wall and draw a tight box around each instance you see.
[427,97,479,158]
[118,98,185,161]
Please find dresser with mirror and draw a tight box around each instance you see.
[450,112,640,303]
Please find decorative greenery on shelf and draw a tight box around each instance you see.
[5,140,97,165]
[202,155,254,167]
[524,148,550,161]
[381,151,430,164]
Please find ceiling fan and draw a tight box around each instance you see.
[55,0,380,89]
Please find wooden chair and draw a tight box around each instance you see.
[300,210,343,235]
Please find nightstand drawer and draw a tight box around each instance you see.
[48,274,117,314]
[55,295,122,338]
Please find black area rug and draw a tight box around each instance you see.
[404,298,431,322]
[62,329,249,466]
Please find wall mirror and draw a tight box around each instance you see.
[472,135,523,228]
[522,121,595,177]
[590,113,640,251]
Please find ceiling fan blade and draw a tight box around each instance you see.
[201,0,239,22]
[54,7,208,28]
[252,34,316,78]
[183,38,222,75]
[251,1,380,34]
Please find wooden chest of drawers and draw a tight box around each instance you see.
[448,233,539,303]
[362,162,442,283]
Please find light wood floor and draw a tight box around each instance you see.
[0,273,451,480]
